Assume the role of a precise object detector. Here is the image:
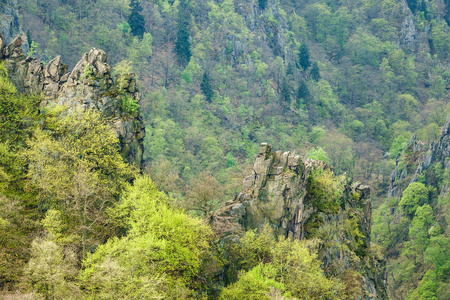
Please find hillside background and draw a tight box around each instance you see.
[1,0,449,299]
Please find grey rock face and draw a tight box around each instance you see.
[388,115,450,200]
[1,34,145,168]
[233,0,293,64]
[213,143,387,299]
[0,0,19,44]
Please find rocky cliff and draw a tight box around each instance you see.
[388,114,450,200]
[0,0,20,45]
[213,143,387,299]
[0,34,145,167]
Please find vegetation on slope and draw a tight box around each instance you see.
[2,0,450,298]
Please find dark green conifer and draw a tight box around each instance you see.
[297,80,310,101]
[175,0,191,66]
[298,43,311,71]
[310,62,321,82]
[286,62,295,76]
[200,71,214,102]
[406,0,418,14]
[259,0,268,10]
[421,0,428,19]
[280,77,291,103]
[26,30,32,50]
[128,0,146,38]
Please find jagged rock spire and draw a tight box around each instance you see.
[0,34,145,168]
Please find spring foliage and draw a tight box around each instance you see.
[80,176,214,298]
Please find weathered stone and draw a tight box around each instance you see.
[4,35,24,59]
[0,33,5,58]
[1,35,145,168]
[0,1,19,45]
[388,115,450,200]
[212,143,387,299]
[211,143,386,299]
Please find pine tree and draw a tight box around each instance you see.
[26,30,32,50]
[310,62,321,82]
[175,0,191,66]
[201,71,214,102]
[286,62,295,76]
[128,0,146,39]
[406,0,418,14]
[280,77,291,103]
[297,80,310,101]
[298,43,311,71]
[421,0,428,19]
[258,0,268,10]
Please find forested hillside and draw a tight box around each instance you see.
[14,0,449,192]
[0,0,449,299]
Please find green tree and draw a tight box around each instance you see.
[219,263,283,300]
[25,238,80,299]
[406,0,418,13]
[26,30,32,49]
[297,80,310,100]
[408,204,435,254]
[399,182,429,218]
[298,43,311,71]
[128,0,146,38]
[186,171,224,217]
[280,77,291,103]
[200,71,214,102]
[258,0,268,10]
[126,33,153,68]
[310,62,321,81]
[80,176,214,298]
[24,210,79,299]
[222,227,343,299]
[26,106,135,254]
[0,62,41,146]
[345,29,384,67]
[175,0,191,66]
[307,147,330,163]
[296,80,310,108]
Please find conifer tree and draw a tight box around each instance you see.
[421,0,428,19]
[286,62,295,76]
[175,0,191,66]
[26,30,32,50]
[310,62,321,81]
[200,71,214,102]
[297,80,310,101]
[258,0,268,10]
[298,43,311,71]
[128,0,146,39]
[280,77,291,103]
[406,0,418,14]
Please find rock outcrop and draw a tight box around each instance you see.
[213,143,387,299]
[388,115,450,200]
[0,0,20,45]
[0,34,145,168]
[233,0,293,64]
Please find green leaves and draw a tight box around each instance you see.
[222,227,343,299]
[306,169,342,214]
[81,176,214,298]
[399,182,429,218]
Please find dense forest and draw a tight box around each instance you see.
[0,0,449,299]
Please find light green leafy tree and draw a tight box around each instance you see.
[24,210,80,299]
[399,182,429,218]
[26,106,134,254]
[80,175,214,298]
[222,226,343,299]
